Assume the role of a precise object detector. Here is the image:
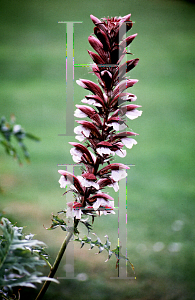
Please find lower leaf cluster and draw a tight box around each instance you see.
[46,212,135,272]
[0,217,58,299]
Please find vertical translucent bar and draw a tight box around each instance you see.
[118,23,127,277]
[118,22,127,132]
[118,175,127,278]
[66,23,74,136]
[57,164,76,279]
[111,21,135,279]
[58,21,82,137]
[57,164,82,280]
[110,167,136,280]
[63,164,74,278]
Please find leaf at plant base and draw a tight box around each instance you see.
[0,217,58,291]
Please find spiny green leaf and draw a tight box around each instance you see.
[74,233,135,273]
[45,214,67,231]
[79,218,93,233]
[111,245,135,273]
[0,217,58,291]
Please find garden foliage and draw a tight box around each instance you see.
[0,217,57,298]
[0,115,39,164]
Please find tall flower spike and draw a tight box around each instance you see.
[59,14,142,220]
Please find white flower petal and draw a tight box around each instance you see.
[107,200,115,209]
[70,148,82,157]
[74,108,88,118]
[66,206,74,218]
[73,155,82,163]
[107,122,126,131]
[70,148,82,163]
[108,181,119,192]
[58,176,71,188]
[81,98,102,107]
[121,95,137,101]
[75,135,85,142]
[93,199,101,210]
[74,125,82,135]
[76,79,85,88]
[74,125,91,137]
[97,147,115,156]
[74,209,82,219]
[126,109,142,120]
[93,101,102,107]
[77,176,99,190]
[111,169,127,181]
[81,98,88,104]
[93,198,108,210]
[121,137,137,149]
[94,199,115,215]
[115,149,126,157]
[114,122,126,131]
[111,170,120,181]
[103,93,108,103]
[83,127,91,137]
[82,178,91,187]
[98,210,115,216]
[91,182,99,189]
[119,169,128,180]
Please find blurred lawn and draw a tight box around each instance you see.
[1,0,195,299]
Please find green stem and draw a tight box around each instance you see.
[35,230,73,300]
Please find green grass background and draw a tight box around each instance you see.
[1,0,195,299]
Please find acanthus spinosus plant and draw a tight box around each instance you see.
[58,13,142,222]
[36,13,142,300]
